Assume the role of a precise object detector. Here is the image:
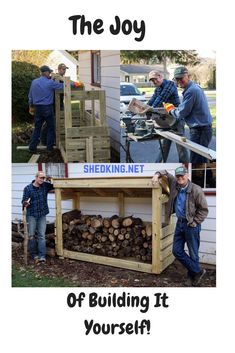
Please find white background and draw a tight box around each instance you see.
[1,0,235,352]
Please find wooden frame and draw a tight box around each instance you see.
[53,177,176,274]
[54,75,110,163]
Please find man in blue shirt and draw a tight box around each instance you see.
[147,71,189,163]
[169,66,213,163]
[152,166,208,286]
[22,171,54,263]
[28,65,64,152]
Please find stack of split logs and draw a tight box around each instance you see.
[62,210,153,262]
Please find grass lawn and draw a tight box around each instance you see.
[12,265,78,287]
[12,143,33,163]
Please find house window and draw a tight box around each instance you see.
[91,50,101,87]
[191,163,216,190]
[44,163,67,178]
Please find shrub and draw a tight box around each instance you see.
[12,61,40,122]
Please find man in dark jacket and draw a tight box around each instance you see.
[22,171,54,263]
[152,166,208,286]
[147,71,189,163]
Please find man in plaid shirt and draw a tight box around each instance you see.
[147,71,189,163]
[22,171,54,263]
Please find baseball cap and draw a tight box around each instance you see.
[175,166,188,176]
[36,171,46,178]
[148,70,162,81]
[40,65,53,73]
[173,66,188,79]
[58,63,69,69]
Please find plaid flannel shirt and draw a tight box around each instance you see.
[22,181,54,218]
[148,79,180,108]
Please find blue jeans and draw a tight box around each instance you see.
[29,104,55,150]
[172,219,201,277]
[27,215,47,260]
[190,125,212,163]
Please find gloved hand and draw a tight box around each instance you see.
[163,102,175,113]
[71,81,84,89]
[23,200,30,208]
[29,106,35,116]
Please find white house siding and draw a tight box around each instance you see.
[12,163,216,265]
[46,50,78,81]
[78,51,120,154]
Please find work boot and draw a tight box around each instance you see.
[192,269,206,287]
[184,275,194,287]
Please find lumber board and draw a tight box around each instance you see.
[63,249,153,274]
[55,189,63,256]
[17,145,55,150]
[160,233,174,250]
[28,154,40,163]
[86,136,94,162]
[161,223,176,239]
[66,126,109,138]
[160,243,173,261]
[53,177,159,189]
[152,187,162,274]
[154,129,216,160]
[161,253,175,271]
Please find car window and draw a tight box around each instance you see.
[120,84,141,96]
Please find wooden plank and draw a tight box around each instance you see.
[55,189,63,256]
[53,177,158,189]
[66,126,109,138]
[86,136,94,162]
[59,143,68,163]
[17,145,54,150]
[55,92,61,146]
[69,90,101,100]
[99,90,106,125]
[66,137,110,149]
[63,249,153,274]
[160,243,173,261]
[161,223,176,239]
[161,253,175,271]
[160,233,174,250]
[28,154,40,163]
[91,89,96,126]
[118,192,125,217]
[64,77,72,132]
[72,192,80,210]
[152,187,162,274]
[154,129,216,160]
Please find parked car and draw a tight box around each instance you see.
[120,82,147,113]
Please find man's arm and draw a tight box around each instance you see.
[171,89,195,120]
[147,87,158,107]
[149,81,177,108]
[22,186,31,208]
[193,189,209,225]
[152,170,175,185]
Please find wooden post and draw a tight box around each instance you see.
[55,189,63,256]
[55,92,61,146]
[118,192,125,217]
[152,186,162,274]
[86,136,94,162]
[64,77,72,131]
[79,86,85,124]
[99,90,106,126]
[91,88,96,126]
[72,192,80,210]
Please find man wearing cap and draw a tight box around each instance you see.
[146,71,189,163]
[58,63,69,76]
[22,171,54,263]
[152,166,208,286]
[28,65,64,152]
[168,66,212,163]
